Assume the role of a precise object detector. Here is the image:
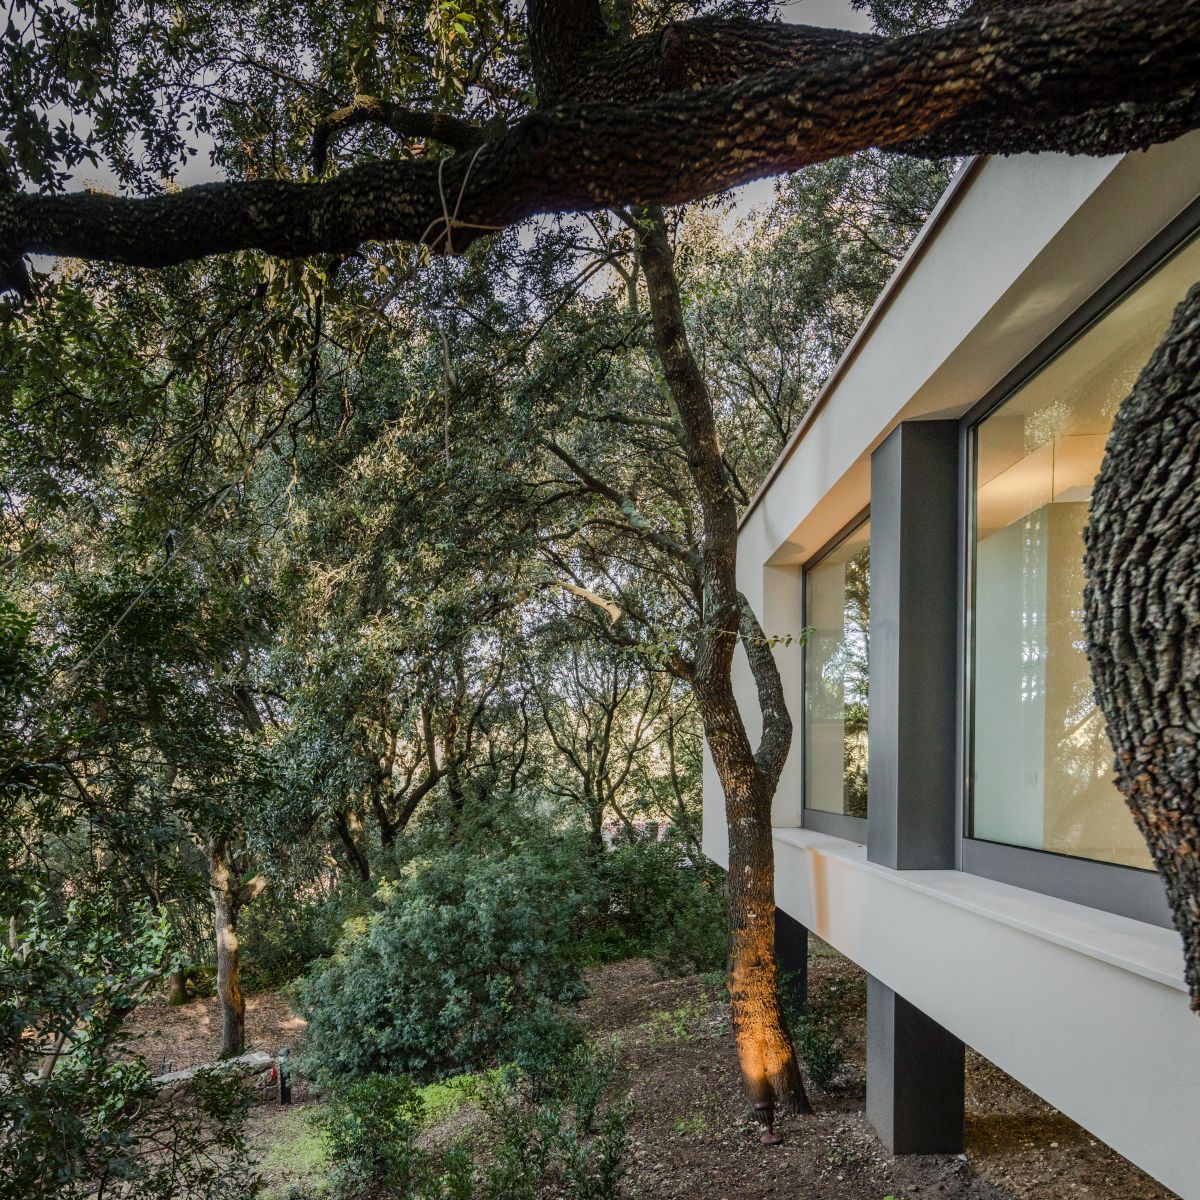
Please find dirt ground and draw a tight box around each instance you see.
[136,944,1179,1199]
[577,948,1179,1200]
[124,990,308,1076]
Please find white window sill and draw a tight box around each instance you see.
[773,826,1186,994]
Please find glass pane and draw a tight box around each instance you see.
[970,233,1200,870]
[804,519,870,817]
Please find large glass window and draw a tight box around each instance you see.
[969,233,1200,870]
[804,518,870,818]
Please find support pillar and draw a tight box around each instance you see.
[865,420,965,1153]
[774,907,808,1017]
[867,976,965,1154]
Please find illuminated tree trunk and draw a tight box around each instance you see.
[696,673,810,1111]
[207,836,246,1059]
[1084,281,1200,1011]
[206,834,265,1058]
[637,207,808,1111]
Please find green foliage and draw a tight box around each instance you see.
[302,1047,629,1200]
[319,1073,427,1195]
[851,0,969,37]
[298,833,589,1085]
[478,1048,632,1200]
[780,972,863,1092]
[581,834,728,973]
[0,892,256,1199]
[239,884,340,993]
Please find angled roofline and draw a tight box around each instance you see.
[738,155,986,530]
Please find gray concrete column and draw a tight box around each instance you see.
[864,420,965,1153]
[774,907,808,1017]
[867,419,960,870]
[867,976,965,1154]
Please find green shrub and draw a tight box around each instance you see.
[313,1047,630,1200]
[0,893,256,1199]
[780,972,860,1091]
[478,1047,632,1200]
[579,833,727,973]
[298,838,588,1085]
[319,1073,426,1195]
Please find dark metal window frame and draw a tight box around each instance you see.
[955,198,1200,929]
[801,508,871,844]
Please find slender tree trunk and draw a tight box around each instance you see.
[636,206,808,1112]
[167,967,189,1007]
[207,836,246,1058]
[1084,280,1200,1011]
[334,807,372,881]
[696,674,810,1113]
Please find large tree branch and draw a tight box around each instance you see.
[311,96,486,173]
[546,17,884,104]
[2,0,1199,283]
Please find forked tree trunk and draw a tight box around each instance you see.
[636,207,808,1112]
[697,676,810,1112]
[1084,280,1200,1011]
[207,836,246,1058]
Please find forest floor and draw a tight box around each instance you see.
[130,941,1179,1199]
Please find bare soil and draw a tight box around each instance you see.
[136,944,1179,1199]
[579,947,1178,1200]
[124,990,308,1076]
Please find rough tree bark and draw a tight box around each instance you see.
[636,206,808,1112]
[1084,282,1200,1011]
[206,834,266,1059]
[3,0,1200,285]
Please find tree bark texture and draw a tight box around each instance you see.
[1084,282,1200,1011]
[695,673,809,1112]
[3,0,1200,281]
[637,207,808,1111]
[207,836,247,1059]
[167,967,189,1007]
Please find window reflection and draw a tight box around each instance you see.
[804,519,870,818]
[970,234,1200,869]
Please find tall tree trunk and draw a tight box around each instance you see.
[636,206,808,1112]
[207,835,246,1058]
[1084,280,1200,1011]
[696,673,810,1112]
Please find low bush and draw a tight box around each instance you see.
[319,1073,427,1196]
[315,1047,630,1200]
[298,836,588,1085]
[579,832,727,973]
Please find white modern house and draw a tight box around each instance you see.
[703,133,1200,1198]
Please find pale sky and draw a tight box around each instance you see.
[784,0,873,32]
